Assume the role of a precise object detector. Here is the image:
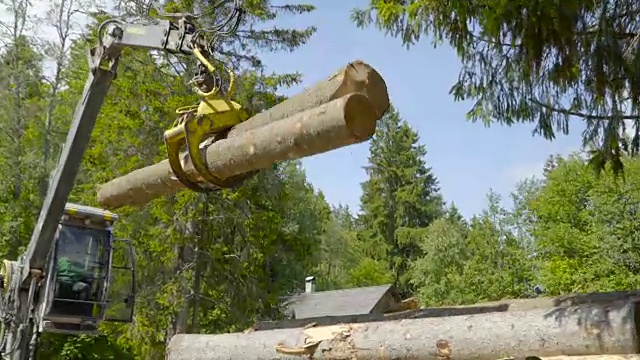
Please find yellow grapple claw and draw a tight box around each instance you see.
[164,95,249,192]
[164,114,207,192]
[164,45,253,192]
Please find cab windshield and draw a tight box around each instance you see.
[56,225,108,285]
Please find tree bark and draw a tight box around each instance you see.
[166,299,640,360]
[97,92,382,209]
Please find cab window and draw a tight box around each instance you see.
[56,225,108,300]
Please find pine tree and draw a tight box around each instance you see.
[356,105,444,296]
[444,203,466,226]
[0,35,46,259]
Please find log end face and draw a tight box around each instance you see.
[344,93,378,141]
[96,185,119,210]
[339,61,390,118]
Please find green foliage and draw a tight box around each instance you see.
[346,258,394,288]
[311,205,358,291]
[529,154,640,294]
[352,0,640,174]
[37,334,134,360]
[409,152,640,308]
[0,34,47,258]
[408,219,469,305]
[410,192,534,306]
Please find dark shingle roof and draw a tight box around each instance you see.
[282,284,394,319]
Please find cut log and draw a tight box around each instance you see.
[166,299,640,360]
[96,60,389,209]
[97,93,380,209]
[232,59,389,131]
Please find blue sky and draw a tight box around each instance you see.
[257,0,585,219]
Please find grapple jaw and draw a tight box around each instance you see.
[163,97,255,192]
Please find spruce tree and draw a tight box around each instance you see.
[356,104,444,296]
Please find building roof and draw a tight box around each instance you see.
[282,284,394,319]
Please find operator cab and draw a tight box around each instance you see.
[38,203,136,335]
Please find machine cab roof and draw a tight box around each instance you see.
[63,203,118,227]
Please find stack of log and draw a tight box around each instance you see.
[96,60,390,209]
[166,290,640,360]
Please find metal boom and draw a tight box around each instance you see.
[24,19,194,272]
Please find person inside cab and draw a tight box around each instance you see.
[56,225,98,301]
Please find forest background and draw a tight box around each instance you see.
[2,0,640,358]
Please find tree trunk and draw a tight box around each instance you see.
[166,291,640,360]
[97,92,384,209]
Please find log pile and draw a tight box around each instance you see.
[96,60,389,209]
[166,290,640,360]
